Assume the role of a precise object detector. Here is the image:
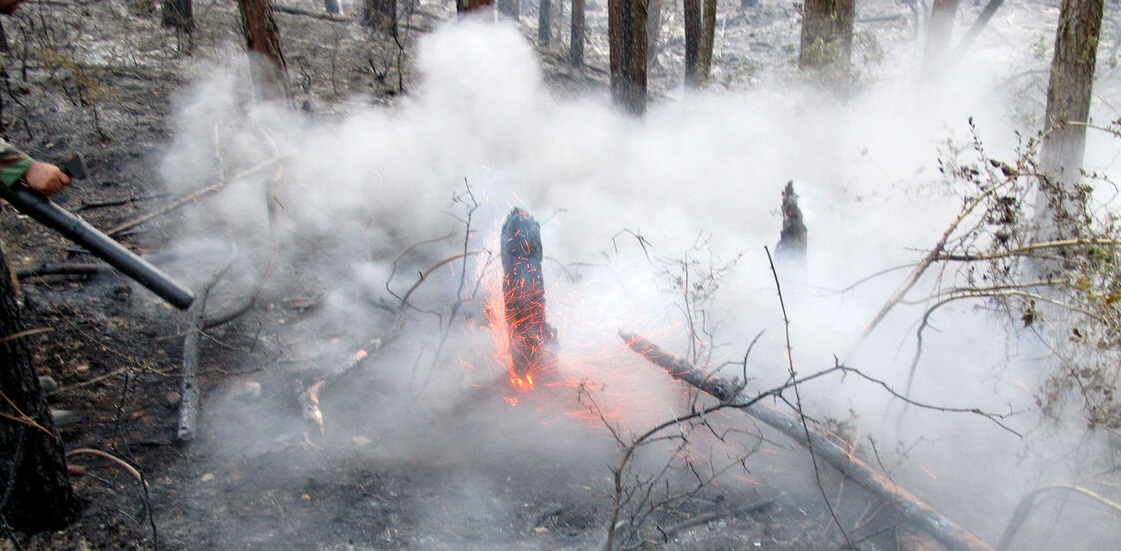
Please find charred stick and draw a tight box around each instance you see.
[620,331,995,551]
[618,330,739,402]
[14,263,111,279]
[176,284,209,442]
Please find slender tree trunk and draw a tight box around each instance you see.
[363,0,397,36]
[922,0,958,80]
[684,0,701,86]
[1035,0,1104,245]
[0,246,80,534]
[798,0,855,83]
[161,0,195,53]
[698,0,716,80]
[498,0,519,19]
[646,0,665,68]
[238,0,290,102]
[539,0,552,44]
[609,0,647,114]
[458,0,494,16]
[948,0,1005,65]
[570,0,585,65]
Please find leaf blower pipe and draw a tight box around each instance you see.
[0,154,195,310]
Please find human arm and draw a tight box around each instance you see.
[0,139,71,196]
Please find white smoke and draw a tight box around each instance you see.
[160,12,1121,548]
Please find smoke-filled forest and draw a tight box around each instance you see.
[2,0,1121,549]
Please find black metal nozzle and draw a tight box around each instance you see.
[0,154,195,310]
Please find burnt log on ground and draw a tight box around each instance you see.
[619,331,996,551]
[501,208,556,382]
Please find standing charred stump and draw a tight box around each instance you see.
[500,208,556,387]
[775,181,807,263]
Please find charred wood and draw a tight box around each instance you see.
[619,331,996,551]
[775,181,806,261]
[501,208,556,380]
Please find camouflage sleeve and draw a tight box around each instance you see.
[0,138,33,187]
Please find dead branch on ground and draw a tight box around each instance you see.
[107,156,283,237]
[296,183,492,432]
[619,332,1001,551]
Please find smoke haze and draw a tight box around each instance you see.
[161,12,1120,549]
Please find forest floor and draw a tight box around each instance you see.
[0,0,1086,549]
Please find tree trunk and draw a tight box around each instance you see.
[0,246,80,534]
[161,0,195,53]
[798,0,855,83]
[684,0,701,86]
[697,0,717,80]
[237,0,290,103]
[539,0,552,44]
[501,209,556,384]
[570,0,585,65]
[922,0,959,80]
[1035,0,1104,244]
[646,0,665,69]
[498,0,519,19]
[458,0,494,16]
[363,0,397,37]
[161,0,195,32]
[609,0,647,114]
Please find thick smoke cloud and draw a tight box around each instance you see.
[160,15,1118,547]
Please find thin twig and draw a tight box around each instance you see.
[65,448,145,486]
[766,245,850,546]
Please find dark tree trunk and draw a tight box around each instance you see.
[685,0,715,86]
[1035,0,1104,242]
[539,0,552,44]
[457,0,494,16]
[363,0,397,36]
[0,246,80,534]
[922,0,958,79]
[798,0,855,82]
[161,0,195,52]
[609,0,647,114]
[570,0,585,65]
[684,0,701,86]
[237,0,290,102]
[161,0,195,31]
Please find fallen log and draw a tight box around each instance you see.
[619,331,996,551]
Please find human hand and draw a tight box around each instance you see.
[23,161,72,196]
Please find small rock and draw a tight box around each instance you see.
[38,375,59,393]
[50,408,78,427]
[165,391,181,408]
[201,473,215,482]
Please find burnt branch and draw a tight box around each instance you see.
[618,332,1002,551]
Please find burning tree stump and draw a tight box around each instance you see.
[775,181,807,261]
[501,208,556,386]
